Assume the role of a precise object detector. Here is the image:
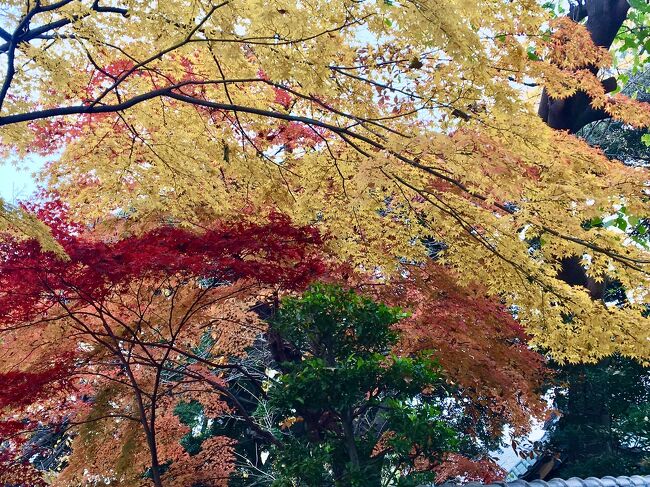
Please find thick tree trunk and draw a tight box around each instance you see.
[540,2,630,474]
[540,1,631,301]
[538,0,630,133]
[144,425,164,487]
[342,411,361,470]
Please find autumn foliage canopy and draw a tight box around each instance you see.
[0,207,325,485]
[0,0,649,485]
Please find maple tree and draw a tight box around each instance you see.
[0,203,325,486]
[577,67,650,167]
[0,210,544,485]
[357,262,547,438]
[0,362,74,487]
[533,7,650,474]
[0,0,649,364]
[0,0,650,483]
[539,38,650,477]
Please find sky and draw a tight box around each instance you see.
[0,6,46,204]
[0,155,43,203]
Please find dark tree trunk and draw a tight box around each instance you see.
[540,3,631,474]
[538,0,630,133]
[342,411,361,470]
[539,0,631,301]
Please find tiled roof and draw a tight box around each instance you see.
[442,477,650,487]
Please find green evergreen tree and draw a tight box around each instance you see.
[264,284,457,487]
[548,355,650,477]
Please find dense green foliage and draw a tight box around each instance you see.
[548,355,650,478]
[264,285,457,487]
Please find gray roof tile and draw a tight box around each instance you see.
[438,476,650,487]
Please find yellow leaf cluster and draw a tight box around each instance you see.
[1,0,649,362]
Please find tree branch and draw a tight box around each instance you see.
[538,0,630,132]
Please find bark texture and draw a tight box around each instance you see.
[538,0,630,133]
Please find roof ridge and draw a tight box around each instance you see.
[438,476,650,487]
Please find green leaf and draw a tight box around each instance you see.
[615,217,628,231]
[628,0,650,11]
[642,133,650,147]
[527,47,540,61]
[587,217,604,228]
